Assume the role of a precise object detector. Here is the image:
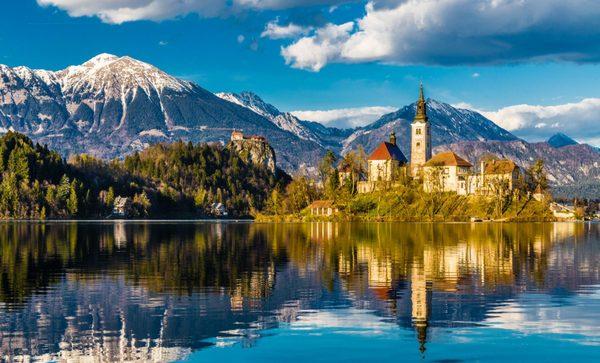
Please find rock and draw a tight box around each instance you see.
[228,132,276,173]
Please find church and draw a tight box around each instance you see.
[356,84,520,195]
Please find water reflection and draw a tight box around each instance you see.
[0,222,598,361]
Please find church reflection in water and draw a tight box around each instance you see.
[0,221,598,361]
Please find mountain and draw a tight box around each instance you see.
[547,133,578,148]
[0,54,327,172]
[216,91,352,152]
[342,99,518,155]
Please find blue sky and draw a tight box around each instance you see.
[1,1,599,144]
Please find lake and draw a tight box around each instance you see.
[0,222,599,362]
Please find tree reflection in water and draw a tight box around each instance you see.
[0,222,598,361]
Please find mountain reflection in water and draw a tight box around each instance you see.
[0,222,599,362]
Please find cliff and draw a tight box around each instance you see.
[228,134,277,173]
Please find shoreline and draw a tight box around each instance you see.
[0,218,591,223]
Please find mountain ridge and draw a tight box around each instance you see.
[1,54,599,187]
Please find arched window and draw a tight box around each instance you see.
[416,128,422,135]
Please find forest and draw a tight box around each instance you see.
[0,132,287,219]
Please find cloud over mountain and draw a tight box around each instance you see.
[281,0,600,71]
[37,0,350,24]
[291,106,396,128]
[458,98,600,147]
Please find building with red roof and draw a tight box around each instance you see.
[357,132,408,193]
[366,132,407,182]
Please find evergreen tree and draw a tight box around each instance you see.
[529,159,548,191]
[106,187,115,208]
[67,185,78,216]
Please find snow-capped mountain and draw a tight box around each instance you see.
[1,54,597,186]
[0,54,328,171]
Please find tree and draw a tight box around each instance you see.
[285,176,319,213]
[422,164,446,220]
[487,177,511,218]
[339,147,367,194]
[529,159,548,191]
[106,187,115,208]
[318,150,337,183]
[67,185,78,216]
[318,150,339,199]
[133,191,152,217]
[266,188,284,215]
[7,148,29,181]
[57,175,71,203]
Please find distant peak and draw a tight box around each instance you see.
[80,54,155,70]
[547,132,578,148]
[85,53,119,64]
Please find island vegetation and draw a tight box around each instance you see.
[257,149,556,222]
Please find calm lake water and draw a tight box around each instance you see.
[0,222,599,362]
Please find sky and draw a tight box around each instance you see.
[1,0,599,145]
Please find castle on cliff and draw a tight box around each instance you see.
[228,130,276,173]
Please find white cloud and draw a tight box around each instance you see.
[471,72,480,78]
[37,0,350,24]
[291,106,396,128]
[281,22,354,71]
[37,0,225,23]
[261,19,312,39]
[281,0,600,71]
[158,40,168,46]
[461,98,600,146]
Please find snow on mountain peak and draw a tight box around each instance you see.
[216,91,281,119]
[58,54,193,99]
[83,53,120,66]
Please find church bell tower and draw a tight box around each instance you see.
[410,83,431,176]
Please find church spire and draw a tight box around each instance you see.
[414,82,428,123]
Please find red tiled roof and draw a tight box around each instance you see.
[368,142,408,162]
[425,151,472,167]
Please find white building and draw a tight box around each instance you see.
[357,132,408,193]
[423,152,473,195]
